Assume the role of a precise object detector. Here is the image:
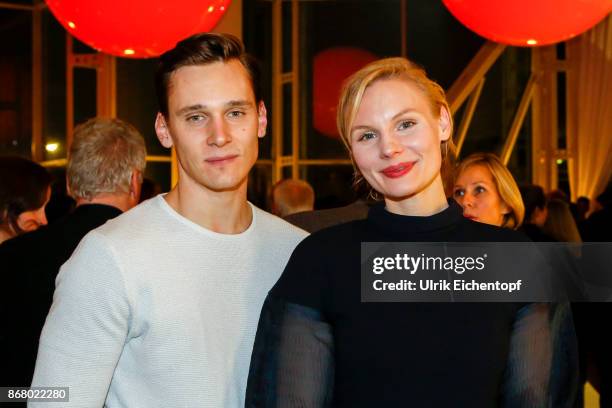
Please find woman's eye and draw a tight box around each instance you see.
[453,189,465,198]
[398,120,416,130]
[358,131,377,141]
[475,185,486,194]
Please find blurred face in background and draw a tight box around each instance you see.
[0,185,51,243]
[453,164,509,227]
[14,185,51,233]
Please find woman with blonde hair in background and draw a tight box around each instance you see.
[453,152,524,230]
[246,57,577,407]
[543,199,582,243]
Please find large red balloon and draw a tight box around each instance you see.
[45,0,231,58]
[443,0,612,46]
[313,47,377,138]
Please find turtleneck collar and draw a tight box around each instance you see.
[367,199,465,238]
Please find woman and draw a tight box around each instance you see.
[543,199,582,243]
[453,152,524,229]
[246,58,576,407]
[0,156,52,244]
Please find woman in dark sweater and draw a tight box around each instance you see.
[246,58,577,407]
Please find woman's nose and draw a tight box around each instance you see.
[380,134,403,158]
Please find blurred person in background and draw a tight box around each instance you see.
[543,199,582,243]
[519,184,555,242]
[452,152,524,230]
[0,156,52,244]
[271,178,315,217]
[0,117,146,388]
[582,182,612,242]
[139,177,163,203]
[572,196,590,222]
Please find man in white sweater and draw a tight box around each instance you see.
[30,33,307,407]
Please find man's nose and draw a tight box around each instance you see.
[207,117,232,147]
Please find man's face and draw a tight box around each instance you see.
[156,60,267,194]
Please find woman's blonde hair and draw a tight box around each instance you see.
[336,57,456,196]
[455,152,525,229]
[542,199,582,242]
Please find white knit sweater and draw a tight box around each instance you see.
[30,195,307,407]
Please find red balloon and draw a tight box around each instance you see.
[45,0,232,58]
[313,47,377,138]
[443,0,612,46]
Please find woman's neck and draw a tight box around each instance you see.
[384,176,448,217]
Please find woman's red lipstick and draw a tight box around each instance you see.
[382,162,415,178]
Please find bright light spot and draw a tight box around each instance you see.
[68,21,76,29]
[208,5,215,12]
[556,159,564,165]
[123,49,135,55]
[220,6,225,11]
[45,143,59,153]
[527,39,537,45]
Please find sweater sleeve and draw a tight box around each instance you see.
[29,231,130,407]
[246,236,335,407]
[500,302,578,407]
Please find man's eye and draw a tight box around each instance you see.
[228,110,245,118]
[358,131,376,141]
[398,120,416,130]
[453,189,465,198]
[187,114,205,122]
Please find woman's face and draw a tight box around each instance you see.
[453,164,509,227]
[15,186,51,234]
[349,78,450,203]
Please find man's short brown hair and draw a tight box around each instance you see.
[155,33,262,118]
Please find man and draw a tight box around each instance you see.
[271,178,315,217]
[31,33,307,407]
[0,117,145,388]
[518,184,555,241]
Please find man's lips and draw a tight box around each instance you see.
[381,161,416,178]
[205,154,238,165]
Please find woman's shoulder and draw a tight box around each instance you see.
[458,218,532,242]
[294,219,368,251]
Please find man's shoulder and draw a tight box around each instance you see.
[91,196,169,243]
[253,204,308,239]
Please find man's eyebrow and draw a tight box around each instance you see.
[176,100,254,116]
[226,100,254,108]
[176,104,205,116]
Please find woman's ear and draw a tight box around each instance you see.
[438,106,451,142]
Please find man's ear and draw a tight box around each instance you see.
[65,173,72,197]
[438,106,451,142]
[155,113,174,148]
[257,101,268,138]
[128,169,143,206]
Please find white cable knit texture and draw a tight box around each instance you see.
[30,195,307,408]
